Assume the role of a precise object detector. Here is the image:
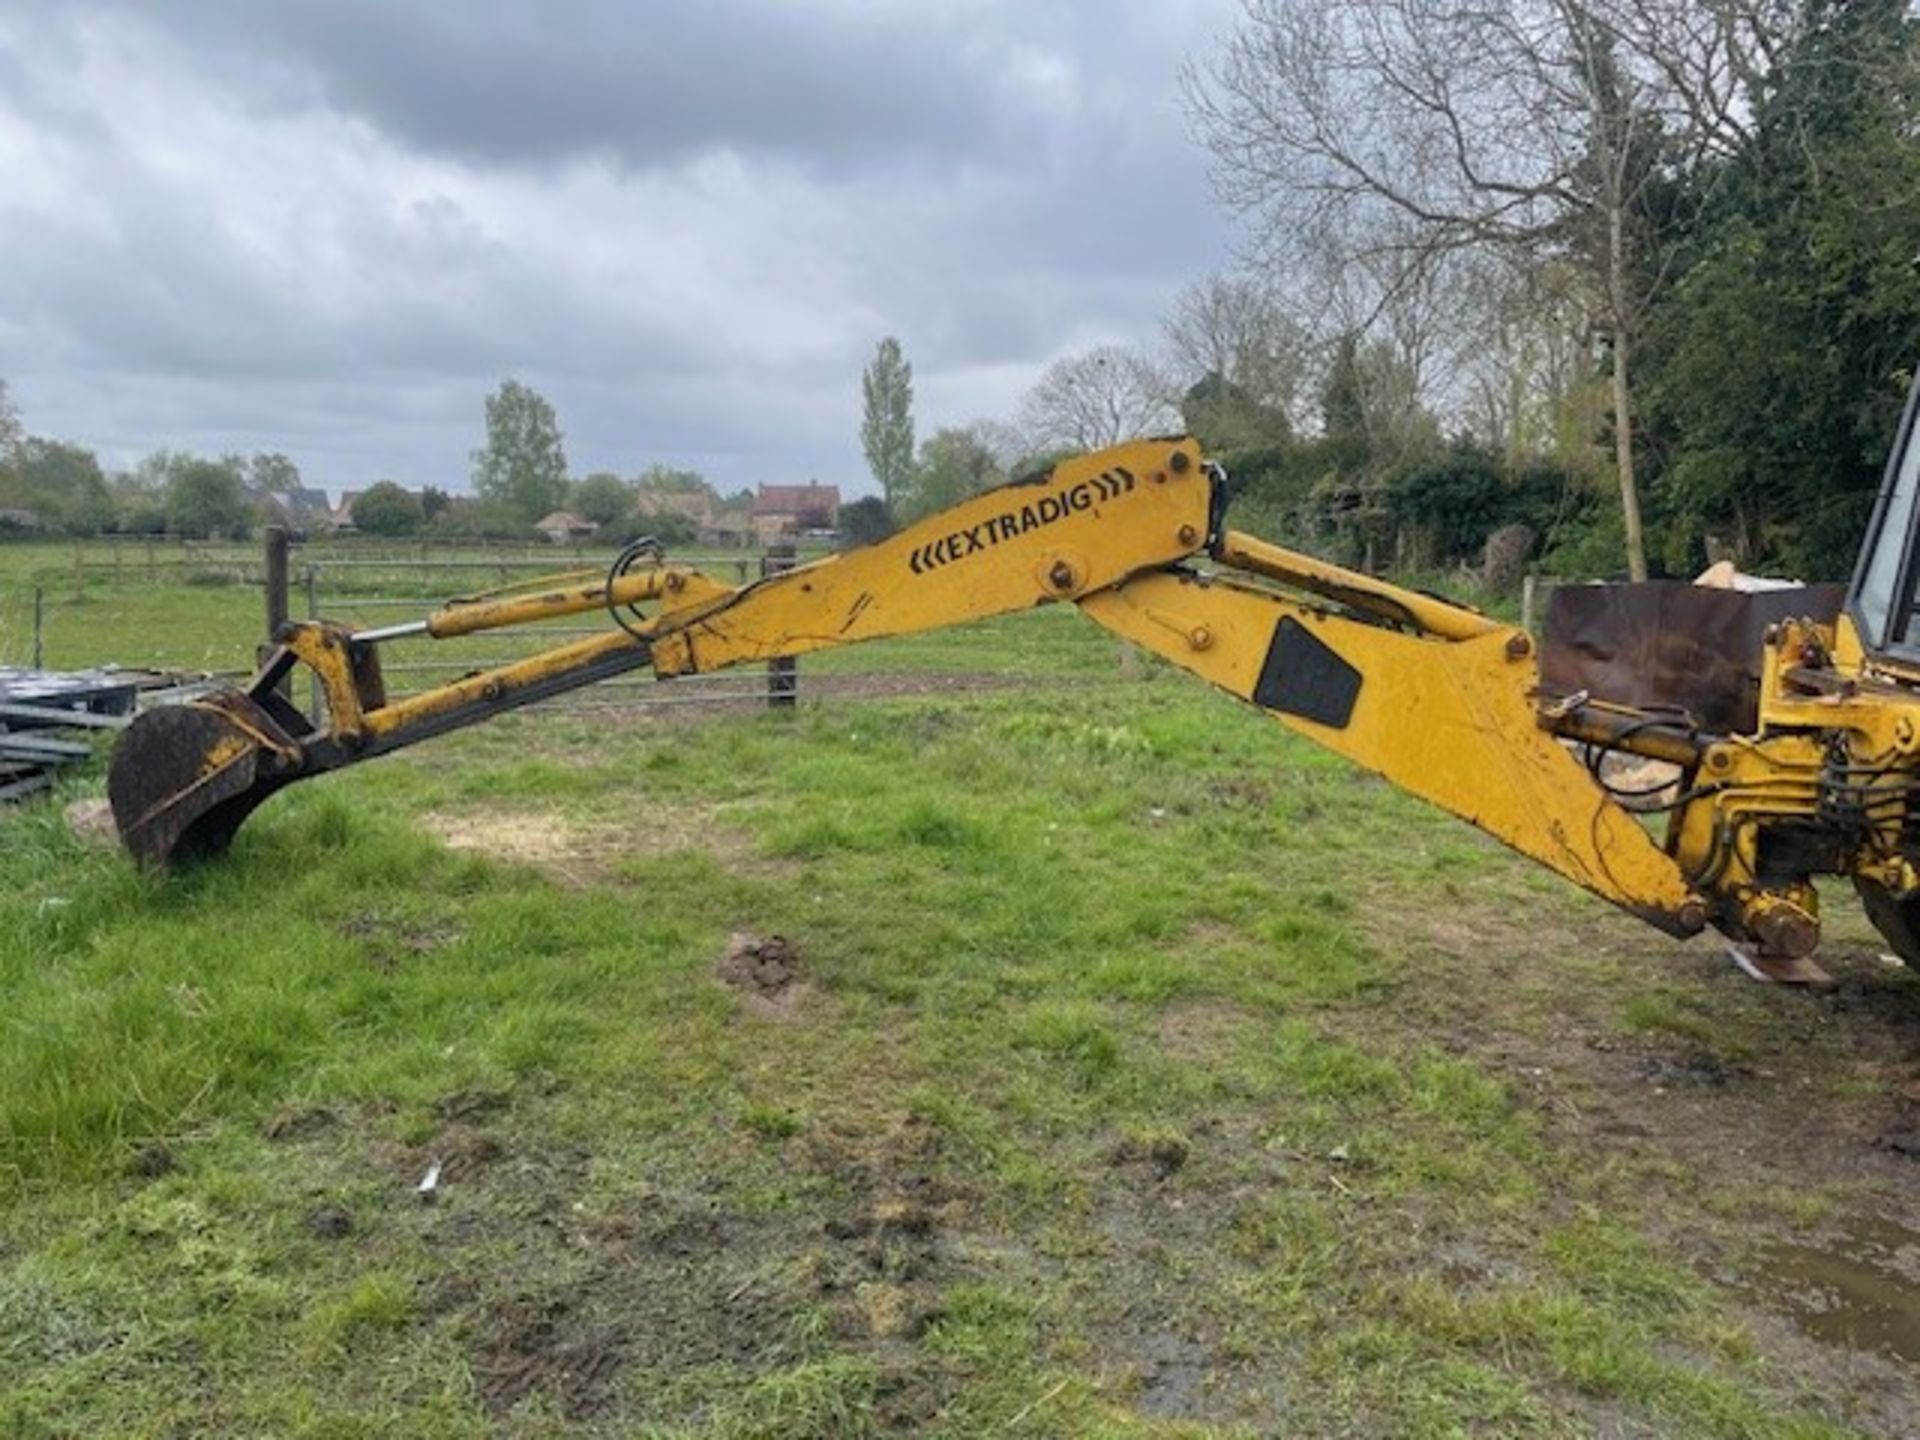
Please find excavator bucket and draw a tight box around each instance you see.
[108,690,307,867]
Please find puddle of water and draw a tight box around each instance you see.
[1737,1217,1920,1364]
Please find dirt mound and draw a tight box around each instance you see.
[716,933,807,1017]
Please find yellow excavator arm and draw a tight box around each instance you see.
[108,429,1920,975]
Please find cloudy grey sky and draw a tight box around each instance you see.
[0,1,1239,500]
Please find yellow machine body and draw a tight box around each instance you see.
[107,402,1920,976]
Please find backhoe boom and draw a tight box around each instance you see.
[111,429,1920,974]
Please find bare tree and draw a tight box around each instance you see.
[1163,275,1313,419]
[1189,0,1721,579]
[1450,254,1606,473]
[1019,346,1179,453]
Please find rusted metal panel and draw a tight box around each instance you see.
[1540,581,1846,734]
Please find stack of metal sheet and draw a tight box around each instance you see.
[0,666,139,802]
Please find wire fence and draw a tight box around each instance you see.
[0,531,1151,705]
[0,533,772,595]
[0,585,43,669]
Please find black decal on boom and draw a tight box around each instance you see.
[1253,617,1361,729]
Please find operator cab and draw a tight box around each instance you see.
[1848,368,1920,669]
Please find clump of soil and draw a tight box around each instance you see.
[305,1206,353,1239]
[64,799,118,849]
[128,1143,175,1180]
[716,933,807,1017]
[1109,1134,1191,1180]
[718,932,799,994]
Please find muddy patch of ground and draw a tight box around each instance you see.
[1074,1114,1299,1427]
[253,1082,985,1431]
[1360,890,1920,1430]
[336,912,461,969]
[715,931,809,1019]
[451,1108,975,1429]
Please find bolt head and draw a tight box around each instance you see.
[1177,524,1199,547]
[1048,561,1075,591]
[1169,450,1191,474]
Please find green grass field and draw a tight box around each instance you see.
[4,544,1920,1436]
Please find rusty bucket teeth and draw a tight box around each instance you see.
[108,690,304,867]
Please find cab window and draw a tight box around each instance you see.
[1851,376,1920,656]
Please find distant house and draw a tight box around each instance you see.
[254,486,335,532]
[534,510,596,544]
[701,505,755,548]
[0,507,40,535]
[751,482,841,544]
[330,490,363,531]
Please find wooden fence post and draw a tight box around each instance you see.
[1521,574,1537,634]
[32,585,44,670]
[263,526,290,695]
[762,541,797,709]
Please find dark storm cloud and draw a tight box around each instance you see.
[0,1,1236,496]
[67,0,1057,173]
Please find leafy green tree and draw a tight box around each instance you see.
[572,471,633,526]
[246,452,302,494]
[860,337,915,513]
[472,379,569,521]
[901,427,1002,523]
[1385,445,1581,570]
[351,481,425,536]
[165,457,250,538]
[420,486,452,523]
[114,482,168,535]
[10,440,114,534]
[1181,371,1291,453]
[1641,0,1920,578]
[605,510,697,547]
[431,495,537,540]
[837,496,896,547]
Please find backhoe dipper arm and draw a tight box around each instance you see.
[107,436,1706,948]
